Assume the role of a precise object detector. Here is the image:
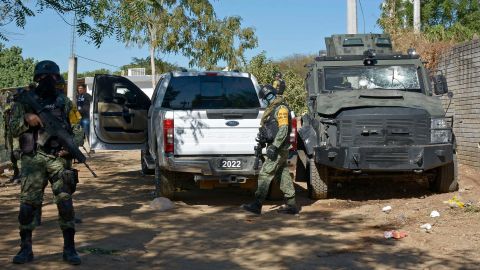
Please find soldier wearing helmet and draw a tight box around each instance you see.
[241,84,298,215]
[273,72,286,95]
[10,60,83,265]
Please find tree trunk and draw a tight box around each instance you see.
[150,45,156,89]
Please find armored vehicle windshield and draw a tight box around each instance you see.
[323,65,422,92]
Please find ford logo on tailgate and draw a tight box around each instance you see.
[225,120,239,127]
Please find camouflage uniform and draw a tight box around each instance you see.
[4,93,21,181]
[255,96,295,204]
[241,85,297,215]
[11,60,83,265]
[9,91,82,231]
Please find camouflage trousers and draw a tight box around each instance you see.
[255,149,296,205]
[19,150,75,231]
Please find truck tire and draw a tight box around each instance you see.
[154,160,176,199]
[307,159,329,199]
[431,154,459,193]
[141,149,154,175]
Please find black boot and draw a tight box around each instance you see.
[277,204,299,215]
[62,228,81,265]
[12,230,34,264]
[241,200,262,215]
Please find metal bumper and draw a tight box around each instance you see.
[162,156,260,176]
[315,144,453,171]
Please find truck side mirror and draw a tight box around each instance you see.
[433,74,448,95]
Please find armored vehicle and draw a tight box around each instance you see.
[297,34,457,199]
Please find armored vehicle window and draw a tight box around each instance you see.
[324,65,421,92]
[161,76,260,109]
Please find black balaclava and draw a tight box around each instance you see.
[36,75,57,98]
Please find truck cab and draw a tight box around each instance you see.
[297,34,457,199]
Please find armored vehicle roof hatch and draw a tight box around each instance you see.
[325,34,393,56]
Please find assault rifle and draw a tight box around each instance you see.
[21,92,97,177]
[253,133,266,171]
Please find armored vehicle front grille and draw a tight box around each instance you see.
[337,107,430,147]
[364,150,410,163]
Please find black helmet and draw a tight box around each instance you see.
[34,60,60,82]
[275,72,282,78]
[258,84,277,100]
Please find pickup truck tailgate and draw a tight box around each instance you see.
[174,110,261,155]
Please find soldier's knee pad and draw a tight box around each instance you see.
[18,203,35,225]
[57,199,74,221]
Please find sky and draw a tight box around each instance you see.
[2,0,384,73]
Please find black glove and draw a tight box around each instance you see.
[266,145,278,161]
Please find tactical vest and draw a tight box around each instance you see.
[260,102,292,145]
[19,91,72,155]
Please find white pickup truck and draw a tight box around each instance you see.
[88,71,297,198]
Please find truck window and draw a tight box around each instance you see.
[324,65,422,93]
[161,76,260,109]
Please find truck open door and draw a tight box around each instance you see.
[89,74,151,150]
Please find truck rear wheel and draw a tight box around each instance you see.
[307,159,329,199]
[430,154,459,193]
[154,160,176,199]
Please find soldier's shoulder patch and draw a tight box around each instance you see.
[276,106,289,127]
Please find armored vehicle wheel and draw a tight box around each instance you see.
[307,159,329,199]
[430,154,459,193]
[154,160,176,199]
[141,149,154,175]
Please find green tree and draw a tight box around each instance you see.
[0,43,36,88]
[379,0,480,42]
[0,1,115,45]
[116,0,257,88]
[188,16,257,70]
[246,52,306,115]
[275,53,316,80]
[62,68,115,80]
[120,57,180,75]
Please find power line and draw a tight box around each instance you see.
[358,0,366,34]
[76,55,122,68]
[54,9,75,26]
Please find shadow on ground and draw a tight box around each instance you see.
[0,151,478,269]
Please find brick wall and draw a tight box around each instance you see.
[438,39,480,168]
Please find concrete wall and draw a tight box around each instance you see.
[438,39,480,168]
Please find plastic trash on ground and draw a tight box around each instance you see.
[430,210,440,218]
[150,197,175,211]
[443,195,465,208]
[382,206,392,212]
[384,230,408,239]
[420,223,432,231]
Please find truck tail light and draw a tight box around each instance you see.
[163,119,174,153]
[290,117,297,151]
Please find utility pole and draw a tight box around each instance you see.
[67,12,78,105]
[347,0,357,34]
[413,0,421,33]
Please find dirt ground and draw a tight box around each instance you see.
[1,150,479,270]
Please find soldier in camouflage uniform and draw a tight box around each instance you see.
[241,84,298,215]
[4,90,21,183]
[272,72,286,95]
[32,75,84,227]
[10,60,83,265]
